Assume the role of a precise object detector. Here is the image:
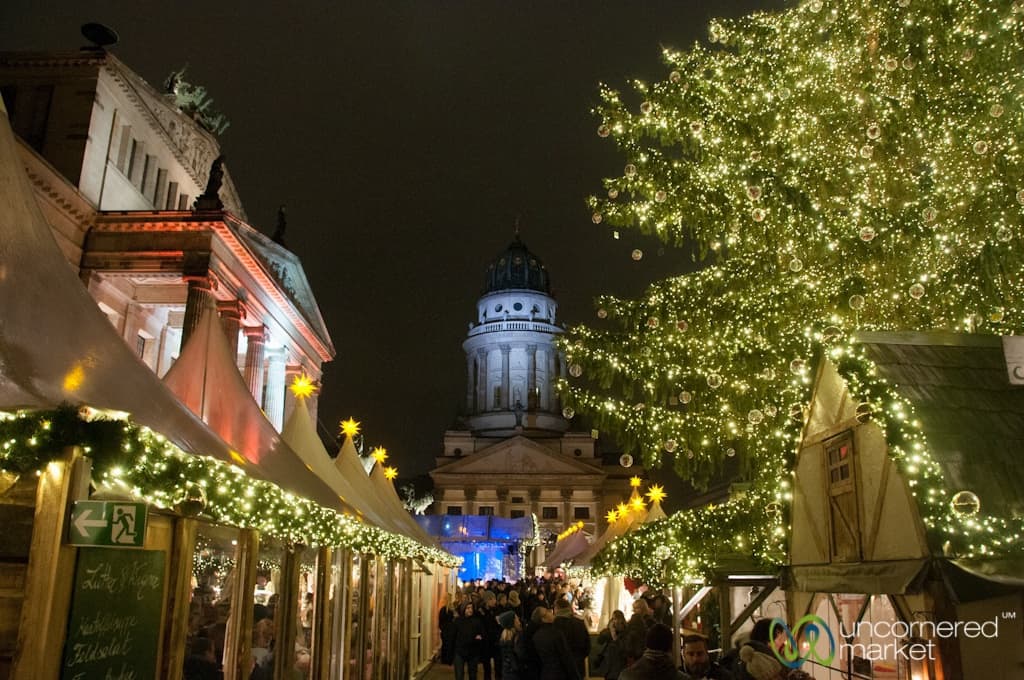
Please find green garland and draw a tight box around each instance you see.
[584,339,1024,588]
[0,405,460,568]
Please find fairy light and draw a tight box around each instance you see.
[565,0,1024,586]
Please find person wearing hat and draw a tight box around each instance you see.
[619,623,689,680]
[497,610,523,680]
[454,601,486,680]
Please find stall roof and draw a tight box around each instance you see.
[857,331,1024,519]
[0,100,347,513]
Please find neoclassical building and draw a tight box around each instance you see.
[429,235,640,565]
[0,48,333,427]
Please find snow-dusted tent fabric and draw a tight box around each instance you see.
[542,528,590,568]
[280,396,392,529]
[367,460,438,546]
[0,99,347,512]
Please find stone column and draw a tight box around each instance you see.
[465,488,477,516]
[465,353,476,412]
[557,352,567,412]
[561,489,573,529]
[264,348,287,430]
[217,300,243,361]
[180,274,213,351]
[497,488,509,518]
[243,325,267,404]
[284,363,302,425]
[546,349,557,412]
[526,344,537,410]
[500,345,511,409]
[477,349,488,411]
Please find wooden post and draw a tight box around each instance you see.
[331,548,352,680]
[274,545,301,679]
[718,584,731,655]
[223,528,258,680]
[12,447,89,680]
[162,517,198,679]
[311,546,332,679]
[672,586,683,668]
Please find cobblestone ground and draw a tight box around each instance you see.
[418,662,605,680]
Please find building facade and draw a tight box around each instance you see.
[429,235,640,569]
[0,48,333,427]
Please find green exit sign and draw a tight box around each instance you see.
[68,500,148,548]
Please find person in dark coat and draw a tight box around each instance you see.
[478,592,502,680]
[682,633,734,679]
[619,623,689,680]
[624,598,655,665]
[529,606,582,680]
[184,636,222,680]
[454,601,486,680]
[552,596,591,679]
[594,611,628,679]
[497,610,523,680]
[439,595,458,664]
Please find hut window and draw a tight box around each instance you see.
[825,431,861,562]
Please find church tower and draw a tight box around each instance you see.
[462,233,569,436]
[427,233,639,579]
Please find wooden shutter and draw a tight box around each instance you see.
[826,432,861,562]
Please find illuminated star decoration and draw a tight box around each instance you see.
[371,446,388,464]
[384,466,399,481]
[289,373,318,399]
[629,476,642,487]
[606,509,619,523]
[616,502,630,516]
[630,496,646,512]
[339,418,361,438]
[645,484,667,504]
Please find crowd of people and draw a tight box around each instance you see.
[437,577,812,680]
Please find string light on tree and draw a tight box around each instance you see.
[560,0,1024,584]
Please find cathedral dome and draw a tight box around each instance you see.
[484,235,550,294]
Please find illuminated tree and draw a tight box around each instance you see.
[565,0,1024,581]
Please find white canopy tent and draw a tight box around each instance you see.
[0,98,348,512]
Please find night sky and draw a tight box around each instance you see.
[1,1,783,488]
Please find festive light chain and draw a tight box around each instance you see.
[562,0,1024,586]
[0,406,460,568]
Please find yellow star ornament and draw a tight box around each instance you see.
[289,373,318,399]
[630,476,642,488]
[371,447,388,463]
[384,466,399,481]
[646,484,667,504]
[606,509,619,524]
[339,418,361,438]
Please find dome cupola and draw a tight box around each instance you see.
[484,234,550,295]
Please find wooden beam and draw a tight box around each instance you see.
[223,529,257,680]
[12,448,88,680]
[161,516,197,680]
[311,547,332,679]
[274,545,301,679]
[730,580,778,632]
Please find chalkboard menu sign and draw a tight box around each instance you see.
[61,548,166,680]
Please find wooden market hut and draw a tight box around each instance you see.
[0,95,453,680]
[787,331,1024,679]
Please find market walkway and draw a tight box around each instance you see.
[419,663,606,680]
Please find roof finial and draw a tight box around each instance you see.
[513,214,522,241]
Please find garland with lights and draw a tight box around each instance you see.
[0,405,459,567]
[563,0,1024,585]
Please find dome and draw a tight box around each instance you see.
[484,235,551,294]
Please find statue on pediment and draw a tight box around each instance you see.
[193,155,226,211]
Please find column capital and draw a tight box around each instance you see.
[217,299,243,320]
[243,324,266,341]
[182,273,213,291]
[499,344,511,354]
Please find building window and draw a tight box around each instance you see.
[510,510,525,519]
[165,181,179,210]
[177,193,190,210]
[478,506,494,516]
[446,506,462,516]
[154,168,168,208]
[541,507,558,520]
[135,334,146,358]
[573,507,590,520]
[511,496,525,504]
[825,431,861,562]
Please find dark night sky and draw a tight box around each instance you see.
[1,1,782,484]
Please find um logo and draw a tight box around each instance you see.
[770,615,836,669]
